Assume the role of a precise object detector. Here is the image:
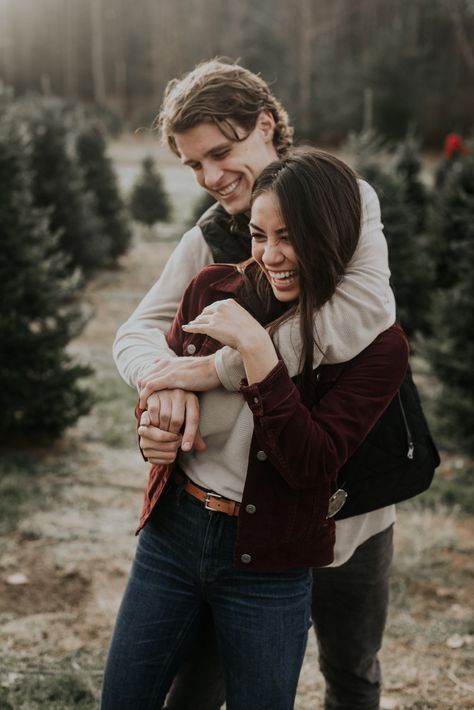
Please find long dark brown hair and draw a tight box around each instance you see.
[245,148,362,390]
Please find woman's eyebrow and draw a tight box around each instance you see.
[249,221,288,235]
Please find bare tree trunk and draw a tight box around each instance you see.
[297,0,313,136]
[63,0,77,99]
[0,2,15,86]
[90,0,106,103]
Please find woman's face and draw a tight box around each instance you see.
[250,191,300,302]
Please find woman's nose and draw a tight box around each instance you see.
[262,242,284,265]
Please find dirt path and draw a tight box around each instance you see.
[1,140,473,709]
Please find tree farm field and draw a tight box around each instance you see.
[0,136,472,710]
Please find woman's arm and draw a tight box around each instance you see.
[171,297,408,490]
[241,326,409,489]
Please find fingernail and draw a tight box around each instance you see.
[181,442,191,451]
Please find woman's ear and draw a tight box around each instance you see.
[256,111,276,143]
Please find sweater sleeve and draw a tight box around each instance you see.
[113,226,213,389]
[240,325,409,490]
[215,180,396,391]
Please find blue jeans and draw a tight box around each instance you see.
[163,525,394,710]
[101,484,312,710]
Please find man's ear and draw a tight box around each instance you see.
[256,110,276,143]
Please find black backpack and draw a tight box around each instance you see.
[333,366,440,519]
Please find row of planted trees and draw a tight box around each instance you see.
[1,94,473,456]
[346,130,473,455]
[0,95,171,440]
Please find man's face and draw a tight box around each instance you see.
[173,112,278,216]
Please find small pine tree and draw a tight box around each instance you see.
[27,105,110,275]
[429,152,474,290]
[0,124,93,440]
[424,151,474,453]
[346,131,434,338]
[395,133,427,233]
[76,124,131,260]
[130,157,171,227]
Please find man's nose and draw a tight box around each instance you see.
[202,163,224,190]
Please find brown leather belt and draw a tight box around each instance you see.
[174,470,240,517]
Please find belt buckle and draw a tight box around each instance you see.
[205,491,222,511]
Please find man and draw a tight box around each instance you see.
[113,59,396,710]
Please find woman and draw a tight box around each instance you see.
[101,150,408,710]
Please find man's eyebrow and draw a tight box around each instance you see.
[182,142,231,166]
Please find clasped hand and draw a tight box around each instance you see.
[138,300,270,464]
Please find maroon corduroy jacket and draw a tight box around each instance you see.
[136,264,409,572]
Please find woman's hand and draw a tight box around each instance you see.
[138,411,184,465]
[182,299,268,353]
[143,391,207,453]
[183,299,279,385]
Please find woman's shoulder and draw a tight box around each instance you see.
[372,323,409,352]
[190,264,242,290]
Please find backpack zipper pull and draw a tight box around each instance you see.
[398,391,415,459]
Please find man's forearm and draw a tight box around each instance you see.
[113,225,213,389]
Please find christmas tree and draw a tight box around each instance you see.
[346,131,433,337]
[0,124,93,439]
[27,103,109,275]
[395,133,427,234]
[76,124,131,260]
[130,156,171,228]
[425,152,474,453]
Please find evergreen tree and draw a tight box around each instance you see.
[346,131,433,337]
[130,157,171,227]
[0,124,93,440]
[27,104,109,275]
[76,123,131,260]
[425,152,474,453]
[429,152,474,290]
[395,133,427,233]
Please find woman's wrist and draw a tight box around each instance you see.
[239,331,279,385]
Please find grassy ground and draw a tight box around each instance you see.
[1,136,473,709]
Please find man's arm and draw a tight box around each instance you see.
[215,180,396,390]
[113,225,213,388]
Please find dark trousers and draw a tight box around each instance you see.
[164,524,394,710]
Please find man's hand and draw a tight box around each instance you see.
[138,355,220,407]
[144,390,206,453]
[138,411,182,465]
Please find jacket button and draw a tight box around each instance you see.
[253,396,259,404]
[186,343,196,355]
[241,553,252,564]
[245,504,256,514]
[256,450,267,461]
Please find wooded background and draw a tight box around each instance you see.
[1,0,473,145]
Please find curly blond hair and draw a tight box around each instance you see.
[156,59,293,158]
